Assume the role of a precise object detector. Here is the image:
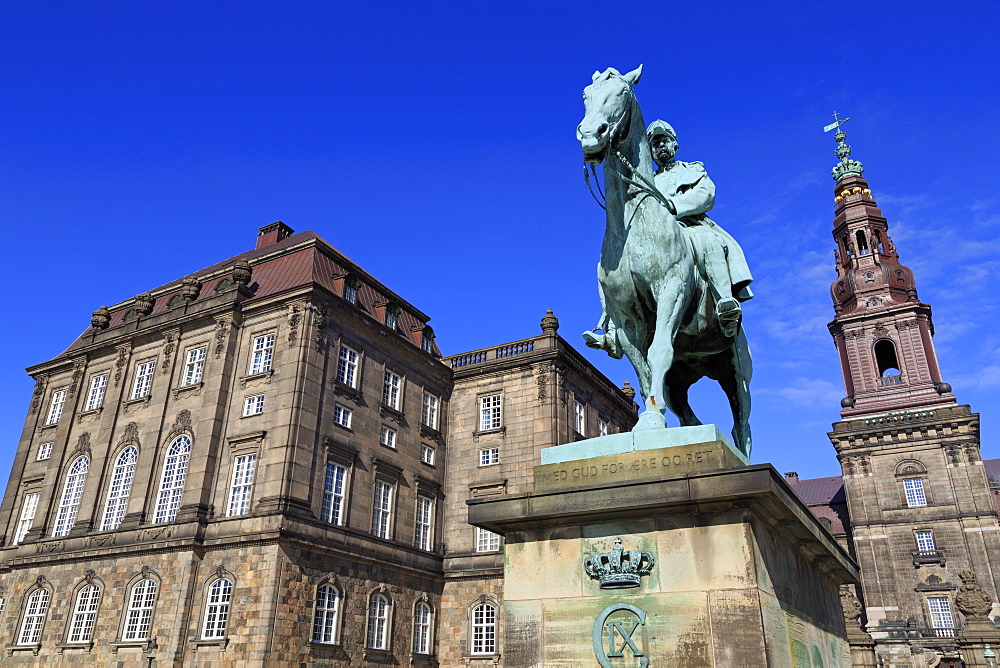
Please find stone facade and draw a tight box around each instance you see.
[0,224,637,666]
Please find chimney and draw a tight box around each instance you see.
[256,221,294,250]
[784,472,799,482]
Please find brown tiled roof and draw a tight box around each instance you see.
[788,476,846,505]
[59,230,437,359]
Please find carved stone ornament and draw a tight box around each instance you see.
[181,277,201,301]
[30,376,47,414]
[68,358,87,396]
[840,586,863,624]
[167,410,192,441]
[309,302,328,352]
[535,364,548,403]
[91,306,111,329]
[83,569,96,584]
[540,309,559,333]
[583,538,655,589]
[75,433,92,459]
[161,330,178,374]
[214,316,234,359]
[956,570,993,620]
[134,292,155,316]
[114,345,131,387]
[232,259,252,286]
[287,302,303,344]
[621,380,636,402]
[118,422,140,446]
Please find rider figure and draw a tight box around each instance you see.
[584,120,753,355]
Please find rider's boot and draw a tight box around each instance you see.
[716,297,741,338]
[582,327,623,359]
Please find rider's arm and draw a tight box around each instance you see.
[667,162,716,218]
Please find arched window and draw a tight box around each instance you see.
[122,578,158,641]
[67,584,101,643]
[873,229,885,253]
[471,602,497,655]
[856,230,869,254]
[201,578,233,639]
[53,456,89,537]
[101,446,138,531]
[412,600,433,655]
[366,592,391,650]
[312,583,341,644]
[874,339,901,377]
[153,435,192,523]
[17,587,50,645]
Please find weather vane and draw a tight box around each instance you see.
[823,110,850,133]
[825,111,864,180]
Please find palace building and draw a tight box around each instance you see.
[0,221,636,666]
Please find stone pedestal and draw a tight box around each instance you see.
[468,430,860,667]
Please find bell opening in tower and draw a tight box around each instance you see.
[874,339,902,385]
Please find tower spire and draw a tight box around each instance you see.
[824,116,954,415]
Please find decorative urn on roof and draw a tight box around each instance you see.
[91,306,110,330]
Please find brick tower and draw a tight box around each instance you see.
[824,121,1000,667]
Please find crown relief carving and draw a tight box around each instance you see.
[583,538,655,589]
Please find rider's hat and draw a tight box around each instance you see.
[646,120,677,141]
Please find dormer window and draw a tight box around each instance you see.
[344,275,360,305]
[421,327,435,354]
[384,303,399,331]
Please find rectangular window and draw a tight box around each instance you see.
[380,426,397,448]
[480,447,499,467]
[333,405,352,428]
[182,346,207,386]
[36,442,53,461]
[480,394,502,431]
[385,309,398,331]
[14,492,40,545]
[372,481,393,539]
[420,445,435,466]
[422,392,439,429]
[915,530,936,552]
[574,401,586,435]
[928,597,955,633]
[598,418,608,437]
[344,282,358,305]
[476,527,501,552]
[85,374,108,411]
[243,394,265,416]
[131,361,155,399]
[904,478,928,507]
[415,496,434,551]
[249,332,276,375]
[382,370,401,409]
[323,463,348,525]
[46,389,67,425]
[336,345,359,387]
[226,454,257,517]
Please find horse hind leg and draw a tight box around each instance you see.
[663,363,702,427]
[717,329,753,457]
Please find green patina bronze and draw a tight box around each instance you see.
[576,66,753,456]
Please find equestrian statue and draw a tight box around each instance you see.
[576,65,753,456]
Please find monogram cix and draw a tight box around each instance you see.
[583,538,655,589]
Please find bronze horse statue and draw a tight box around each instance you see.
[576,65,752,456]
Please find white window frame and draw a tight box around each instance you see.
[46,389,67,425]
[249,332,276,375]
[323,462,348,525]
[380,425,397,449]
[415,496,434,551]
[333,405,353,429]
[915,530,936,552]
[471,602,497,655]
[574,400,586,435]
[201,578,233,639]
[420,445,435,466]
[904,477,928,507]
[312,583,341,644]
[383,370,402,410]
[928,596,955,632]
[130,361,155,400]
[337,345,359,387]
[344,281,358,305]
[367,593,391,650]
[53,455,89,537]
[182,346,207,386]
[16,588,50,645]
[36,441,53,461]
[476,527,501,553]
[598,418,609,437]
[100,446,138,531]
[372,480,394,539]
[479,394,501,431]
[479,447,499,467]
[66,584,101,643]
[85,373,109,411]
[413,601,432,654]
[153,435,192,523]
[384,307,398,331]
[122,578,157,641]
[422,392,439,429]
[243,394,265,416]
[226,453,258,517]
[14,492,40,544]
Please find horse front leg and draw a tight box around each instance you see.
[635,291,685,430]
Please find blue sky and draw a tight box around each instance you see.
[1,1,998,480]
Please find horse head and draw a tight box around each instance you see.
[577,65,643,165]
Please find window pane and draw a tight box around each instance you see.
[17,588,50,645]
[250,333,276,374]
[68,585,101,643]
[15,492,41,544]
[101,446,138,531]
[85,374,108,411]
[313,584,340,643]
[153,435,192,523]
[227,454,257,517]
[904,478,927,507]
[337,346,358,387]
[53,456,89,537]
[123,579,157,640]
[413,602,431,654]
[480,394,501,431]
[372,481,393,539]
[183,347,207,386]
[323,463,347,525]
[202,579,233,639]
[415,497,433,550]
[46,389,67,425]
[472,603,496,654]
